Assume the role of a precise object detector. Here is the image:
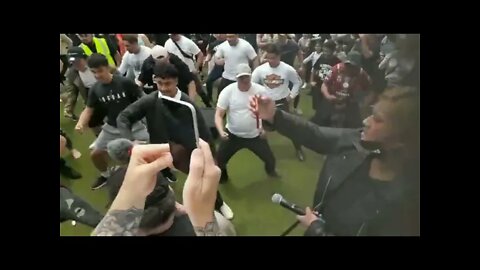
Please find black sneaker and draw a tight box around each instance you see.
[296,149,305,162]
[267,171,281,179]
[65,114,79,121]
[91,176,108,190]
[60,165,82,179]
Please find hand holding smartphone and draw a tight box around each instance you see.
[160,95,200,149]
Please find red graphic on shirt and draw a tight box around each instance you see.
[263,74,284,89]
[324,63,371,96]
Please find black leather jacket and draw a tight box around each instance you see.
[272,110,420,236]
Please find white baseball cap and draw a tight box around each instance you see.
[151,45,169,59]
[236,63,252,78]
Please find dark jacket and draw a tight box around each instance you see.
[117,90,213,150]
[60,186,103,228]
[272,110,420,236]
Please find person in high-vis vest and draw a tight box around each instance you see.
[78,34,121,68]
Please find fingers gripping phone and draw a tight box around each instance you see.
[160,95,200,150]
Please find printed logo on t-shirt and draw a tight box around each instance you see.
[133,60,143,74]
[99,90,127,104]
[317,64,333,81]
[263,74,284,89]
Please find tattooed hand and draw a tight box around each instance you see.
[182,139,222,236]
[194,217,223,236]
[92,144,173,236]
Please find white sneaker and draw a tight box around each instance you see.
[89,140,97,150]
[71,149,82,159]
[220,202,234,220]
[294,108,303,115]
[301,82,307,89]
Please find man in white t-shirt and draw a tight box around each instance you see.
[215,63,279,182]
[214,34,258,99]
[165,34,204,74]
[165,34,211,107]
[251,43,306,162]
[117,34,152,81]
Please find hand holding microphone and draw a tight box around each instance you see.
[107,138,135,164]
[296,207,320,228]
[271,193,307,215]
[272,193,326,234]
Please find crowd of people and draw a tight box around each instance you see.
[60,33,420,236]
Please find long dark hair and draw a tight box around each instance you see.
[379,87,420,171]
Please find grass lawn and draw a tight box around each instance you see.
[60,86,325,236]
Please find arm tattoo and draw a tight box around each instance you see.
[91,207,144,236]
[193,218,223,236]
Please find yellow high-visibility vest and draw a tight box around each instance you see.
[80,37,116,67]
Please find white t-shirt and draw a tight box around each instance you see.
[157,88,182,100]
[78,68,96,88]
[215,39,257,81]
[118,46,152,80]
[217,82,265,138]
[165,36,201,72]
[251,62,302,101]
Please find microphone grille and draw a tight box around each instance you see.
[107,138,133,164]
[271,193,283,204]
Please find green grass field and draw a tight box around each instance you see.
[60,86,325,236]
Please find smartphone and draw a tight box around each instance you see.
[160,95,200,150]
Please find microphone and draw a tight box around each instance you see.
[271,193,306,216]
[107,138,133,164]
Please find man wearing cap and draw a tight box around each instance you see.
[215,63,280,183]
[62,47,117,140]
[214,34,258,99]
[319,51,371,128]
[78,34,121,68]
[138,45,196,98]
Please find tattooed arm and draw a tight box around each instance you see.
[183,140,224,237]
[193,217,222,236]
[91,144,173,236]
[92,207,144,236]
[91,181,148,236]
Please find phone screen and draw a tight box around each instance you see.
[160,95,199,151]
